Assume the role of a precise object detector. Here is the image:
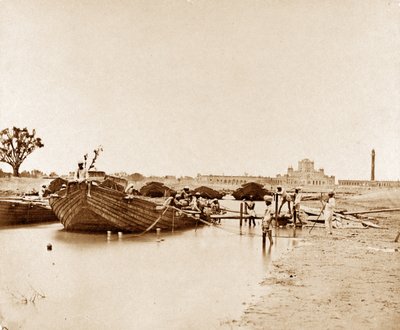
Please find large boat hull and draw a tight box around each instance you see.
[49,182,199,233]
[0,198,58,226]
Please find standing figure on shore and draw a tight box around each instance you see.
[74,160,88,183]
[324,190,336,235]
[277,186,292,216]
[262,195,274,244]
[293,187,303,227]
[245,195,256,226]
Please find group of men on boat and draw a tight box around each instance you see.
[163,186,224,223]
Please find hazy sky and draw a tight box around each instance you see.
[1,0,399,180]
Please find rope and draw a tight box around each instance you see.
[112,204,308,240]
[169,206,213,226]
[170,206,303,239]
[110,205,171,239]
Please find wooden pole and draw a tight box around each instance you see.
[172,210,175,233]
[343,208,400,215]
[274,192,279,227]
[240,202,243,227]
[244,202,248,224]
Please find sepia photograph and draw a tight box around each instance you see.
[0,0,399,329]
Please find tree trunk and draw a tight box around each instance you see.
[13,165,20,177]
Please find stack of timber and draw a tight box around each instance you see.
[49,180,199,233]
[301,205,384,229]
[0,197,57,226]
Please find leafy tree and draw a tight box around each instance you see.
[0,127,44,177]
[20,170,31,178]
[31,169,44,178]
[128,172,145,182]
[0,168,11,178]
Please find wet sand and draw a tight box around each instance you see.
[237,190,400,329]
[2,178,399,329]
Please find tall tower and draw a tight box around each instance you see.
[371,149,375,181]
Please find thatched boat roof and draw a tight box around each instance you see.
[193,186,223,199]
[45,177,68,196]
[99,178,126,192]
[139,181,176,198]
[232,182,271,201]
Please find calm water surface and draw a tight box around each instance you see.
[0,200,302,329]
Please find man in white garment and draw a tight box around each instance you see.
[74,160,88,183]
[324,190,336,235]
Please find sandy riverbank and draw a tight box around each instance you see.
[236,190,400,329]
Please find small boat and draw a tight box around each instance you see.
[0,197,58,226]
[49,176,201,233]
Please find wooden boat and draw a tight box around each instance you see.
[49,179,201,233]
[0,197,58,226]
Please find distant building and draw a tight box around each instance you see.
[196,159,335,189]
[197,174,269,186]
[338,149,400,188]
[338,179,400,188]
[271,159,335,188]
[197,155,398,190]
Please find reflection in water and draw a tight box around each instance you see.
[262,244,272,259]
[0,208,301,330]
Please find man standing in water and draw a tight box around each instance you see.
[324,190,336,235]
[293,187,303,227]
[262,195,274,244]
[245,195,256,226]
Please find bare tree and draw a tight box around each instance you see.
[0,127,44,177]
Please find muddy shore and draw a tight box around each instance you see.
[1,178,399,329]
[236,190,400,329]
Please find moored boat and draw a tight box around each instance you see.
[0,197,58,226]
[49,178,200,233]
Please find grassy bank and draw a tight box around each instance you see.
[0,177,54,196]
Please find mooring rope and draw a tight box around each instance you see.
[109,205,171,239]
[169,206,303,239]
[111,204,309,240]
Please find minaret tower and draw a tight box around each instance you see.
[371,149,375,181]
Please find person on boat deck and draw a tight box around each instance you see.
[262,195,274,244]
[172,193,183,208]
[39,184,47,199]
[324,190,336,235]
[74,160,89,183]
[293,187,303,226]
[210,199,221,223]
[210,199,221,214]
[182,186,191,201]
[125,184,136,195]
[190,192,201,212]
[245,195,256,226]
[196,194,207,212]
[277,186,292,216]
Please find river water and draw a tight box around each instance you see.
[0,200,301,330]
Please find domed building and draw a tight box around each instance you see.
[272,159,335,188]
